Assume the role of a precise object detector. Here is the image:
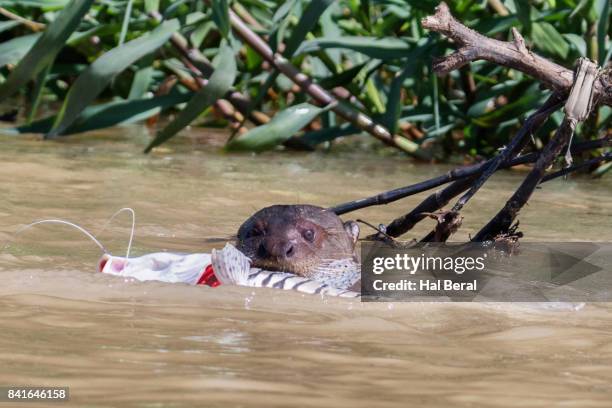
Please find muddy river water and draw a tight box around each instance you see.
[0,128,611,407]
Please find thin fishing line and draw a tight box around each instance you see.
[4,220,107,254]
[97,207,135,259]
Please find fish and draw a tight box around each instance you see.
[98,243,360,298]
[212,243,360,298]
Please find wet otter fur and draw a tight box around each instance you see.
[236,205,360,280]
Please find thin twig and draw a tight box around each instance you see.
[487,0,509,16]
[541,153,611,182]
[0,7,46,32]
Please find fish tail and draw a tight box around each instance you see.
[211,243,252,285]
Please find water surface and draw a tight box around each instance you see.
[1,128,611,407]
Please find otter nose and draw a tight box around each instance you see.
[260,240,295,259]
[283,242,295,258]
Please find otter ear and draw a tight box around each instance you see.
[343,221,360,246]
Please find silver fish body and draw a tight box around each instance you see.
[243,268,360,297]
[212,243,360,298]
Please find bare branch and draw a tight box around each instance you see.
[422,2,612,106]
[330,135,610,218]
[452,93,564,212]
[432,48,479,73]
[511,28,529,58]
[473,58,601,241]
[472,118,575,241]
[0,7,45,32]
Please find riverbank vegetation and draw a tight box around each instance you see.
[0,0,609,166]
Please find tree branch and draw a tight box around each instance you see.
[472,58,601,241]
[347,135,609,240]
[0,7,45,32]
[416,150,611,243]
[331,134,609,222]
[421,2,612,106]
[472,118,576,241]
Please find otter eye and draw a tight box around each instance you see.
[247,227,264,238]
[302,229,315,242]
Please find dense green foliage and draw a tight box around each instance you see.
[0,0,609,159]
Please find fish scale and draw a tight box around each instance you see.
[212,244,360,298]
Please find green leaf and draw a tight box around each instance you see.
[118,0,135,46]
[244,0,332,115]
[299,124,359,147]
[128,65,154,99]
[382,68,410,134]
[472,93,540,127]
[592,161,611,177]
[475,16,518,36]
[0,20,19,34]
[424,122,455,137]
[211,0,230,39]
[317,62,367,89]
[270,0,297,52]
[295,36,413,60]
[190,20,214,49]
[226,103,329,152]
[284,0,334,57]
[365,77,385,113]
[144,43,236,153]
[319,3,342,64]
[467,97,493,118]
[26,60,53,124]
[250,0,301,109]
[531,22,569,59]
[66,23,122,47]
[0,0,69,9]
[9,90,192,135]
[245,45,263,70]
[48,19,179,137]
[595,0,610,65]
[0,0,94,102]
[563,33,587,57]
[514,1,534,34]
[569,0,590,19]
[144,0,159,13]
[0,33,41,68]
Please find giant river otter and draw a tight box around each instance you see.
[236,205,360,282]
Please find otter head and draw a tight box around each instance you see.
[236,204,359,278]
